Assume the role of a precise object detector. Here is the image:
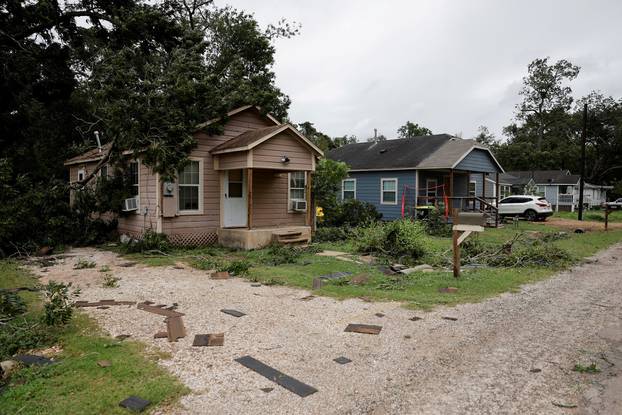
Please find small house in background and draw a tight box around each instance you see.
[327,135,505,226]
[500,170,613,212]
[65,106,323,249]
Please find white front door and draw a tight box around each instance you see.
[223,169,247,227]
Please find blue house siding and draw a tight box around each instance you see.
[344,171,416,220]
[455,149,498,173]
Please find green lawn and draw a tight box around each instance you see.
[554,209,622,222]
[110,221,622,310]
[0,261,188,415]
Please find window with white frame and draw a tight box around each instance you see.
[289,171,306,206]
[468,181,477,197]
[342,179,356,200]
[501,185,511,199]
[381,178,398,204]
[77,168,85,182]
[178,160,202,212]
[128,161,139,197]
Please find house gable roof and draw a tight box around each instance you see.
[326,135,503,172]
[210,124,324,156]
[64,142,112,166]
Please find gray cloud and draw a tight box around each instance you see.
[226,0,622,141]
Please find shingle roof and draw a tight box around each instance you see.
[210,125,285,153]
[502,170,580,185]
[326,135,499,171]
[64,142,111,166]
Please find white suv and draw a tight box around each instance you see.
[498,195,553,221]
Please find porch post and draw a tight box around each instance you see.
[247,168,253,230]
[495,171,500,228]
[449,169,454,212]
[306,171,313,228]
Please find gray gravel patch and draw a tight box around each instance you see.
[31,244,622,415]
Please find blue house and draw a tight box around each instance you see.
[327,134,505,224]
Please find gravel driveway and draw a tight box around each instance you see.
[32,245,622,415]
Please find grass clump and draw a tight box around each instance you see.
[101,274,120,288]
[573,363,601,373]
[260,244,302,266]
[73,258,96,269]
[0,291,27,320]
[222,259,252,276]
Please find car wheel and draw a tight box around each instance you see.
[524,209,537,221]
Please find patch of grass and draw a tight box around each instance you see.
[0,261,188,415]
[101,274,120,288]
[99,265,111,273]
[573,363,601,373]
[74,258,96,269]
[554,209,622,222]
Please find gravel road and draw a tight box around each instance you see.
[32,244,622,415]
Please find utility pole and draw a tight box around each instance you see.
[578,103,587,221]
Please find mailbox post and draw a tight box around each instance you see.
[452,211,486,278]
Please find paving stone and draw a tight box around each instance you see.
[333,356,352,365]
[235,356,318,397]
[221,309,245,318]
[119,396,151,412]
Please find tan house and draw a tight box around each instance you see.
[64,106,324,249]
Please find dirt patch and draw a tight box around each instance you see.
[543,217,622,231]
[29,246,622,414]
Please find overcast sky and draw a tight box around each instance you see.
[225,0,622,141]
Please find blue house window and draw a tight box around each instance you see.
[381,178,398,205]
[342,179,356,200]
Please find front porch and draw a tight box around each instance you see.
[411,169,501,226]
[218,225,312,250]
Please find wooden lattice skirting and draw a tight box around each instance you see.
[168,232,218,247]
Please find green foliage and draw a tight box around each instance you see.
[191,257,221,271]
[73,258,96,269]
[353,219,428,262]
[222,260,252,276]
[487,241,573,268]
[122,230,171,253]
[573,363,601,373]
[422,209,452,237]
[261,244,302,266]
[297,122,356,152]
[0,291,27,320]
[397,121,432,138]
[313,158,349,211]
[0,319,59,361]
[42,281,76,326]
[313,226,355,242]
[322,199,382,228]
[101,275,120,288]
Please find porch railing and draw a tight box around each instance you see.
[558,194,574,205]
[411,196,499,227]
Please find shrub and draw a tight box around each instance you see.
[122,229,171,253]
[312,226,354,242]
[353,219,428,261]
[223,260,252,276]
[0,291,27,320]
[191,257,221,271]
[0,319,58,360]
[42,281,77,326]
[422,209,452,237]
[323,199,382,228]
[261,244,301,266]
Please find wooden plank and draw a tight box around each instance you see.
[247,168,253,230]
[137,302,184,317]
[452,224,484,232]
[192,333,224,347]
[166,316,186,342]
[453,229,460,279]
[344,324,382,335]
[457,230,472,246]
[211,271,230,280]
[235,355,318,397]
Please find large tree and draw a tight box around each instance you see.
[397,121,432,138]
[0,0,296,252]
[515,57,580,150]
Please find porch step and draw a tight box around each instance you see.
[272,231,308,246]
